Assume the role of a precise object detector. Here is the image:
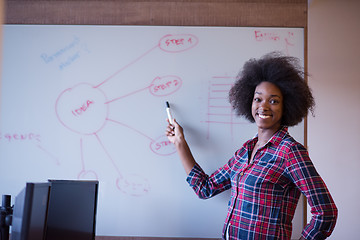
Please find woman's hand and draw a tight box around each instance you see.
[165,118,195,174]
[165,118,184,145]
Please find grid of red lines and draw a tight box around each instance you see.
[205,76,248,140]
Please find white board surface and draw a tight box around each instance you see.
[0,25,304,238]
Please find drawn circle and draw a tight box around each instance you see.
[150,135,176,156]
[55,83,109,135]
[149,75,182,97]
[159,34,199,53]
[116,175,150,196]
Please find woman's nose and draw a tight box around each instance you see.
[259,101,270,110]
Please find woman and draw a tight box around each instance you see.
[165,52,338,240]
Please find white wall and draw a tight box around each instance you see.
[308,0,360,239]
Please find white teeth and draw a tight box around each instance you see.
[259,114,270,119]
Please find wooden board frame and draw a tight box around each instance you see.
[5,0,307,27]
[3,1,308,239]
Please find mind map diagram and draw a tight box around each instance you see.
[1,28,298,197]
[54,34,199,196]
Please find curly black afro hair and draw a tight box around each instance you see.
[229,52,315,127]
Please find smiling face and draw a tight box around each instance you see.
[252,81,283,134]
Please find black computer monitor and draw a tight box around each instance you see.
[45,180,99,240]
[10,182,51,240]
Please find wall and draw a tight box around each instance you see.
[307,0,360,239]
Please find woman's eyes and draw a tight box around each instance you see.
[270,99,279,104]
[253,98,280,104]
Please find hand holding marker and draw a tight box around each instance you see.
[166,101,174,125]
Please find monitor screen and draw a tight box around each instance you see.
[45,180,99,240]
[11,182,51,240]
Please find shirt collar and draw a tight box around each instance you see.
[269,126,288,147]
[250,126,289,148]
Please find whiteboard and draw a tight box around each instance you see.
[0,25,304,238]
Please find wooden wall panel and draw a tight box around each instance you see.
[5,0,307,27]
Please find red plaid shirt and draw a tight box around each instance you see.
[187,127,337,240]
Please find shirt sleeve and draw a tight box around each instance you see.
[285,143,338,240]
[186,159,233,199]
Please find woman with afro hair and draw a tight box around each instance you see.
[166,52,337,240]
